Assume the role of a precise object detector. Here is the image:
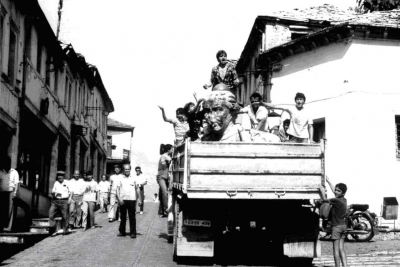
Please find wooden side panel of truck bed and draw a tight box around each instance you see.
[172,141,324,200]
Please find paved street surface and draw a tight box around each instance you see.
[2,202,400,267]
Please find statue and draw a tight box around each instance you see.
[200,90,246,142]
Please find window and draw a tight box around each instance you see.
[68,81,72,112]
[77,84,81,115]
[45,54,51,86]
[313,118,325,143]
[8,27,17,86]
[54,69,59,96]
[82,85,86,114]
[36,40,42,74]
[64,76,69,108]
[395,116,400,158]
[0,13,4,61]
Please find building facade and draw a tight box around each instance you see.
[0,0,114,218]
[236,6,400,224]
[106,118,134,176]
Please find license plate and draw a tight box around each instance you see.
[183,219,211,227]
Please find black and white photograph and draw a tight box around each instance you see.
[1,0,400,266]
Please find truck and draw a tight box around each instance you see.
[168,139,325,264]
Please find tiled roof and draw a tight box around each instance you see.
[107,118,134,129]
[268,4,400,28]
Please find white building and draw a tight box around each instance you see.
[236,5,400,225]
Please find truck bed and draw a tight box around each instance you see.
[172,141,325,200]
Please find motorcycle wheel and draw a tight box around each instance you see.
[349,213,375,242]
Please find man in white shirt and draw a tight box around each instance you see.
[82,171,99,231]
[108,164,123,222]
[49,170,71,236]
[68,170,86,229]
[117,164,137,238]
[135,166,147,215]
[261,92,314,144]
[0,155,20,232]
[238,92,268,130]
[99,174,110,213]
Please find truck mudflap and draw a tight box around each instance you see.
[173,198,215,258]
[283,233,321,258]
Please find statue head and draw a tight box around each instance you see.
[202,91,239,136]
[212,83,229,91]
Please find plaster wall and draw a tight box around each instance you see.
[270,39,400,223]
[109,131,132,161]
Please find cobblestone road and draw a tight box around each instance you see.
[3,202,400,267]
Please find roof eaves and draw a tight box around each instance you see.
[257,23,351,68]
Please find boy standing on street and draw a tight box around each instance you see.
[320,176,348,267]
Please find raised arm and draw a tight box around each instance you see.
[158,106,173,123]
[260,102,291,113]
[236,105,249,114]
[325,175,336,194]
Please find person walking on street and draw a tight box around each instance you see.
[117,164,137,238]
[49,171,71,236]
[0,155,20,232]
[99,174,110,213]
[135,166,147,214]
[109,164,123,222]
[68,170,86,230]
[82,171,99,231]
[157,144,173,217]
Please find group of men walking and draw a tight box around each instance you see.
[49,163,146,238]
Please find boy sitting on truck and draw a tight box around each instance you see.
[319,176,348,267]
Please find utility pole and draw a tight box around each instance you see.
[56,0,63,40]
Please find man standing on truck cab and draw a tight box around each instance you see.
[203,50,239,95]
[261,92,314,144]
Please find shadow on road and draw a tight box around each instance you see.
[158,232,169,240]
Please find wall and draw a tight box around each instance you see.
[109,130,132,161]
[269,38,400,224]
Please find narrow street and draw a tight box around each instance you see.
[1,202,400,267]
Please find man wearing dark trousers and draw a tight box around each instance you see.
[117,164,137,238]
[49,171,71,236]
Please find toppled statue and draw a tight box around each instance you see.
[200,89,247,142]
[199,83,281,143]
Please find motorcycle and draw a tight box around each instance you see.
[320,204,378,242]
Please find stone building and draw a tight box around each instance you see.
[0,0,113,218]
[236,5,400,223]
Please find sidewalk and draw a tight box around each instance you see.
[2,202,163,267]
